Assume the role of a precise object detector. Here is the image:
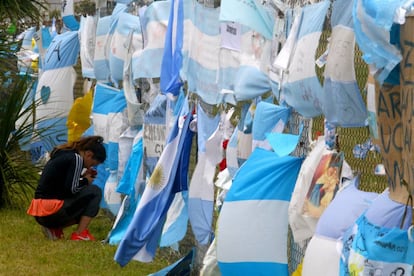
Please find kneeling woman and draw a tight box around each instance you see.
[27,135,106,241]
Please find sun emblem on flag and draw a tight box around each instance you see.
[148,164,165,190]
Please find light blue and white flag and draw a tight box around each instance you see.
[94,16,112,81]
[105,3,132,84]
[185,2,222,105]
[114,97,194,265]
[62,0,80,31]
[34,31,80,152]
[160,95,193,248]
[218,22,274,103]
[322,0,367,127]
[352,0,402,84]
[188,103,221,245]
[43,31,80,70]
[109,132,145,245]
[252,101,290,151]
[132,0,171,79]
[34,68,76,152]
[282,1,330,118]
[92,83,128,208]
[160,190,189,248]
[219,0,274,40]
[117,129,144,197]
[160,0,184,98]
[109,12,142,83]
[217,148,303,275]
[104,171,122,215]
[79,15,97,79]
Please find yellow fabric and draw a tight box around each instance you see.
[292,260,303,276]
[67,87,93,142]
[30,38,38,72]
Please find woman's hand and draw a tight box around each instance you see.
[83,168,97,184]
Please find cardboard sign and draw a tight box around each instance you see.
[400,17,414,194]
[374,81,403,189]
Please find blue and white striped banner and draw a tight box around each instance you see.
[109,12,142,82]
[79,15,97,79]
[252,101,290,151]
[219,0,274,40]
[217,148,303,275]
[94,16,111,81]
[92,83,127,208]
[185,2,221,105]
[35,66,77,151]
[132,0,171,79]
[282,1,330,118]
[62,0,79,31]
[322,0,367,127]
[160,0,184,98]
[188,103,220,244]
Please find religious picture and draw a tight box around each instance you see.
[303,151,344,218]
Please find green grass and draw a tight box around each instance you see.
[0,208,172,276]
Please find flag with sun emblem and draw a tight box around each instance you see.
[114,97,194,266]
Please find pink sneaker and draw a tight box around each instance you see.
[41,226,64,240]
[70,229,95,241]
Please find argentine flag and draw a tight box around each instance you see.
[94,16,112,82]
[132,0,170,79]
[282,1,330,118]
[34,31,79,152]
[92,83,128,208]
[218,22,274,103]
[252,101,290,151]
[322,0,367,127]
[185,2,222,105]
[217,148,303,275]
[109,10,142,82]
[114,97,194,266]
[62,0,79,31]
[79,15,97,79]
[188,104,220,244]
[219,0,274,40]
[109,132,144,245]
[160,0,184,98]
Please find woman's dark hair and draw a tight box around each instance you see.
[51,136,106,163]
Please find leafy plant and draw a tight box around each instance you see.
[0,0,47,209]
[0,75,45,208]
